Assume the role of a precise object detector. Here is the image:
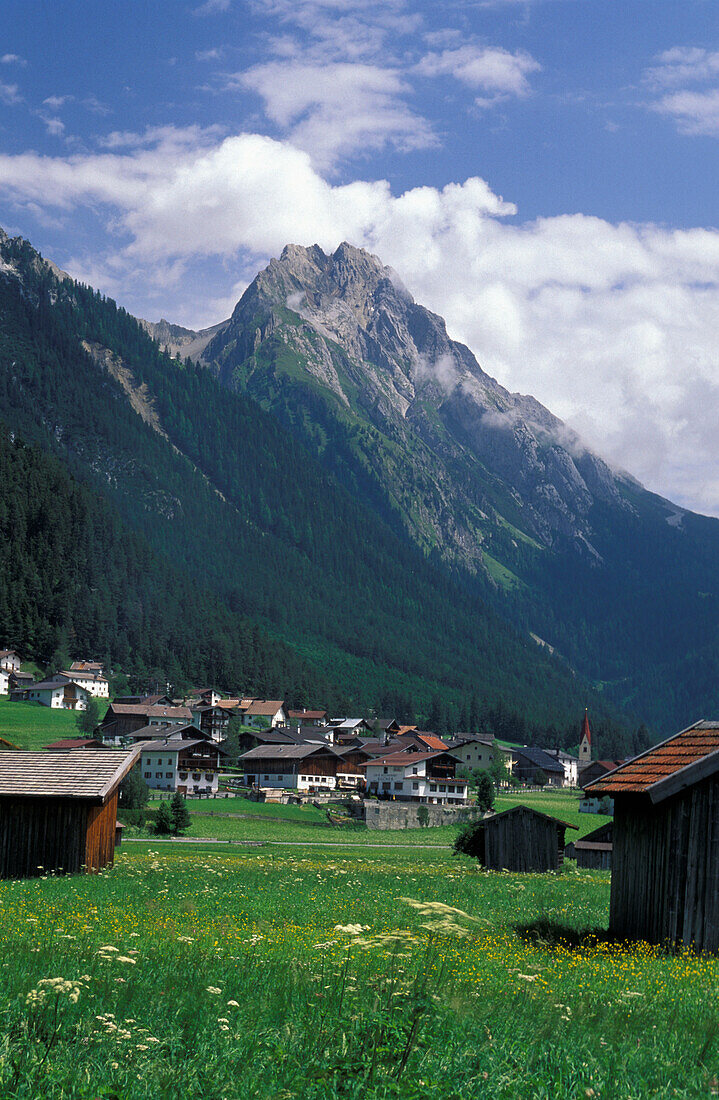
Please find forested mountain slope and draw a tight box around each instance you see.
[0,228,628,746]
[192,242,719,733]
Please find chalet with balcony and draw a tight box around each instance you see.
[362,750,468,804]
[239,744,341,792]
[139,737,225,795]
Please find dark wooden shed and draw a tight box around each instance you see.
[0,747,140,879]
[472,805,577,872]
[569,821,613,869]
[586,721,719,952]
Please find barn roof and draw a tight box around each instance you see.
[0,748,141,802]
[585,720,719,803]
[480,804,578,830]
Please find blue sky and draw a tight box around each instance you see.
[2,0,719,513]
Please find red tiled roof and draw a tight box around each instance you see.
[288,710,327,720]
[417,734,450,752]
[586,721,719,801]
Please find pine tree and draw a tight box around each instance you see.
[155,800,172,835]
[170,790,191,835]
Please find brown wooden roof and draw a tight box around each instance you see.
[585,721,719,803]
[0,748,141,802]
[480,804,578,830]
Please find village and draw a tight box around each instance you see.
[3,645,719,954]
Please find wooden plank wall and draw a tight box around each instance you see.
[85,792,119,871]
[610,778,719,952]
[0,798,87,878]
[482,809,563,872]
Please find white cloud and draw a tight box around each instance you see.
[3,128,719,512]
[0,81,20,105]
[644,47,719,136]
[236,61,436,168]
[196,47,222,61]
[645,46,719,88]
[1,53,26,66]
[193,0,231,13]
[415,44,540,101]
[651,88,719,136]
[43,94,72,110]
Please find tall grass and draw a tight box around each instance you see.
[0,847,717,1098]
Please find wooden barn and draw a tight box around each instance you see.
[567,821,613,869]
[471,805,577,872]
[586,721,719,952]
[0,747,140,879]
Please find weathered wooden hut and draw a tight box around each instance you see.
[569,820,613,869]
[0,747,140,879]
[472,805,577,872]
[586,720,719,952]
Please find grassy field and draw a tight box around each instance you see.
[131,788,604,847]
[2,844,718,1098]
[0,696,80,749]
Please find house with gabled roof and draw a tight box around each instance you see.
[139,736,225,795]
[0,650,21,672]
[238,743,342,792]
[511,746,566,787]
[586,719,719,952]
[361,750,468,805]
[239,700,288,729]
[59,667,109,698]
[20,677,90,711]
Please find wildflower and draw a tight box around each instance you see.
[227,999,239,1007]
[116,956,137,965]
[206,986,222,995]
[334,923,367,935]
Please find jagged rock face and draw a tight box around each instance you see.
[202,242,635,567]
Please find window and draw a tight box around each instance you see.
[412,782,419,790]
[382,782,391,791]
[412,767,418,775]
[430,783,437,792]
[144,771,151,778]
[439,785,446,792]
[264,775,270,780]
[383,767,388,774]
[155,772,162,778]
[395,782,403,791]
[166,772,173,778]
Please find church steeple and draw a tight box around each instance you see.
[578,709,592,764]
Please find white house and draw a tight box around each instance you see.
[239,700,288,729]
[60,669,110,698]
[139,737,223,795]
[0,650,21,672]
[362,751,468,805]
[23,678,89,710]
[0,668,9,695]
